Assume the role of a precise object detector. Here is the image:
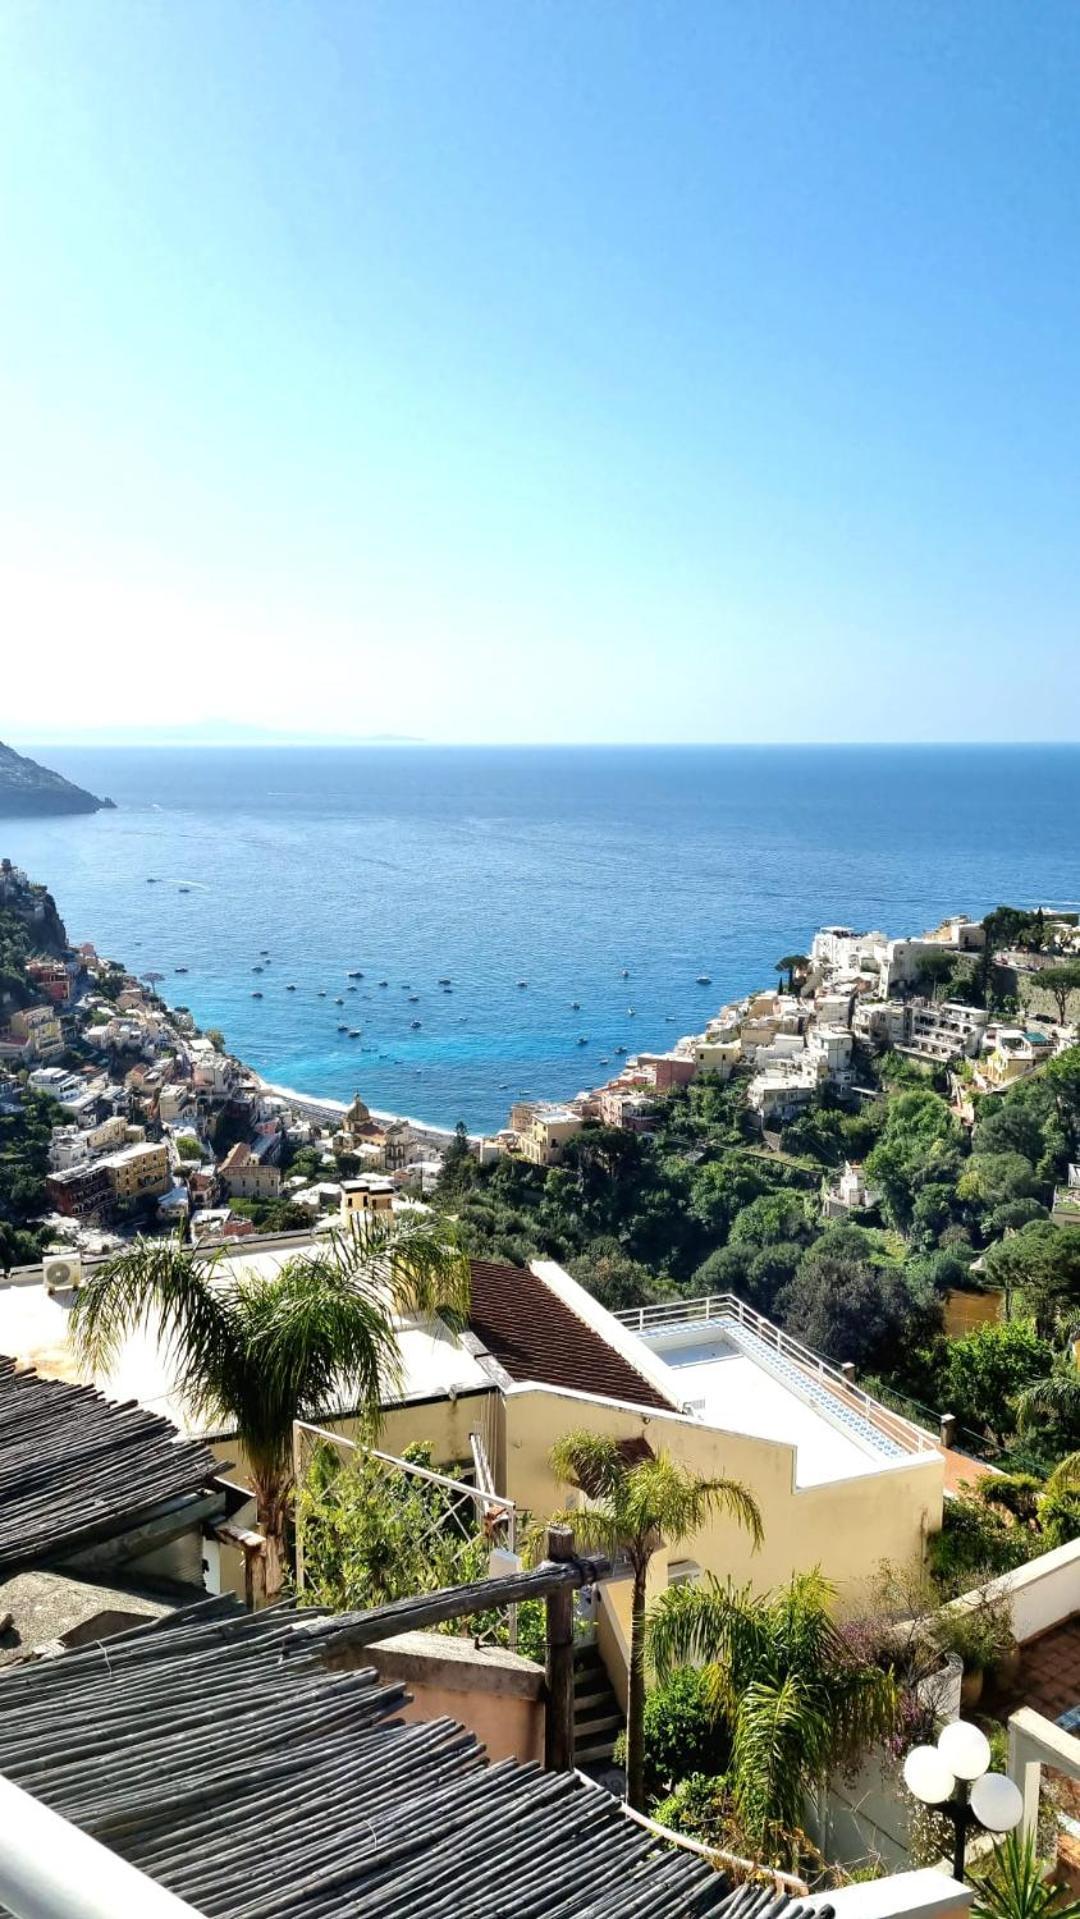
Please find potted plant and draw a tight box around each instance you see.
[931,1591,1015,1710]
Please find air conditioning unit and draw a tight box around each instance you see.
[43,1253,83,1294]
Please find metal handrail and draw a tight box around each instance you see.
[614,1295,939,1457]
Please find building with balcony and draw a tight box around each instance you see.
[98,1140,171,1202]
[517,1107,584,1167]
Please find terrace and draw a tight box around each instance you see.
[615,1295,940,1489]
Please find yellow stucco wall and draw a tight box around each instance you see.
[501,1384,943,1618]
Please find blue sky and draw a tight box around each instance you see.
[2,2,1078,744]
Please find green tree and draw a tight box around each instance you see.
[569,1241,670,1313]
[914,949,958,1000]
[1014,1343,1080,1459]
[613,1667,731,1804]
[70,1217,470,1595]
[1039,964,1080,1027]
[689,1156,771,1239]
[436,1120,476,1199]
[934,1320,1050,1449]
[864,1090,962,1234]
[774,954,808,993]
[648,1569,898,1866]
[780,1226,940,1370]
[546,1431,762,1813]
[983,1221,1080,1333]
[728,1189,814,1250]
[1045,1047,1080,1160]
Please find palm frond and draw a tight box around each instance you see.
[537,1504,627,1566]
[730,1672,812,1840]
[549,1431,629,1504]
[627,1456,763,1554]
[319,1212,471,1320]
[648,1574,771,1686]
[69,1234,237,1425]
[1046,1450,1080,1495]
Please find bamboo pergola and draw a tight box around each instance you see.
[0,1597,814,1919]
[0,1359,215,1573]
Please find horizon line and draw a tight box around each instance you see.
[11,735,1080,752]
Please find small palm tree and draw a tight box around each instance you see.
[971,1829,1080,1919]
[648,1568,898,1862]
[70,1216,470,1596]
[547,1431,762,1813]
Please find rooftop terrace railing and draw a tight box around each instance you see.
[615,1294,940,1458]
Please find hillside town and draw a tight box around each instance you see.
[490,910,1080,1169]
[0,860,445,1267]
[5,861,1080,1913]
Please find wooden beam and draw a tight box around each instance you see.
[544,1525,576,1773]
[286,1549,620,1657]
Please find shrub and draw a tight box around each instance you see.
[614,1668,730,1804]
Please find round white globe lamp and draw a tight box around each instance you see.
[971,1773,1024,1836]
[902,1720,1024,1882]
[903,1745,955,1806]
[938,1720,992,1782]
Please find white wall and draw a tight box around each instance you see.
[945,1536,1080,1644]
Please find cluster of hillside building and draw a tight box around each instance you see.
[487,912,1078,1167]
[0,865,443,1257]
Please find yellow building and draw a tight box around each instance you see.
[517,1109,584,1167]
[354,1259,944,1708]
[12,1232,944,1715]
[99,1139,171,1201]
[10,1004,64,1058]
[980,1028,1053,1089]
[340,1175,394,1218]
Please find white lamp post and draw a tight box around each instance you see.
[903,1720,1023,1882]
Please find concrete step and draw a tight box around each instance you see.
[576,1710,623,1741]
[574,1685,613,1715]
[577,1737,620,1765]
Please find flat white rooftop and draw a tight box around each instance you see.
[0,1238,488,1434]
[620,1304,935,1489]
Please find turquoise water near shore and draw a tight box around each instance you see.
[4,745,1079,1133]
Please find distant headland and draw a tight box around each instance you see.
[0,741,115,817]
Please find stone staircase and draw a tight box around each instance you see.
[574,1642,624,1768]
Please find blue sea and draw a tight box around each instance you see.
[3,745,1078,1133]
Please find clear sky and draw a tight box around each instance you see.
[2,1,1078,745]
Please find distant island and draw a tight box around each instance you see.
[0,741,115,817]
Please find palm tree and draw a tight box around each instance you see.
[648,1568,898,1863]
[70,1216,470,1596]
[547,1431,762,1813]
[1014,1351,1080,1452]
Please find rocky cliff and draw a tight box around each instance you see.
[0,742,114,816]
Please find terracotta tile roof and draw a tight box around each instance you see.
[466,1260,676,1412]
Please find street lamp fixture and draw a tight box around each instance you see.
[903,1719,1023,1882]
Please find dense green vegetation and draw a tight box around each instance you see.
[0,1087,63,1268]
[0,905,37,1011]
[436,1041,1080,1488]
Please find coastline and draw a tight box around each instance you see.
[255,1074,470,1146]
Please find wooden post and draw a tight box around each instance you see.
[545,1524,575,1773]
[940,1412,957,1449]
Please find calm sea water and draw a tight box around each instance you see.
[4,746,1078,1133]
